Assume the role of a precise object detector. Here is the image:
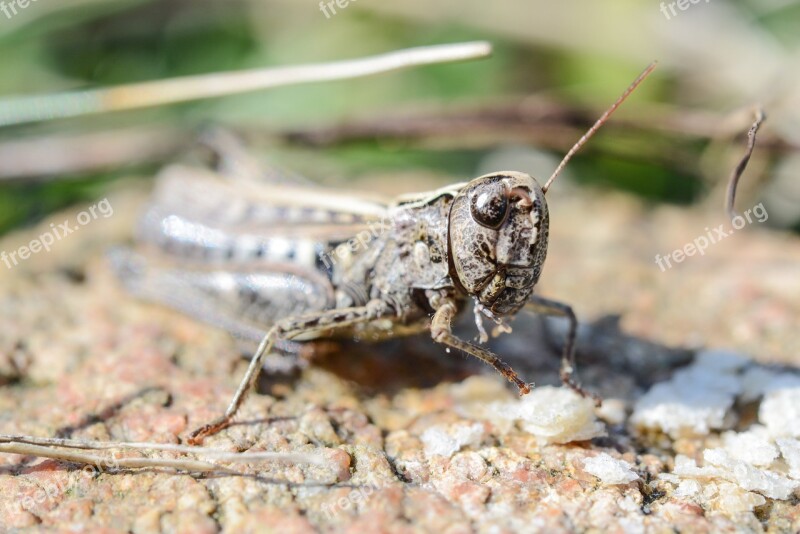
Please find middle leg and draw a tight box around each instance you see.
[188,299,392,443]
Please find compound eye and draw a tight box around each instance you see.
[470,181,509,229]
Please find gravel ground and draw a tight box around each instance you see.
[0,183,798,533]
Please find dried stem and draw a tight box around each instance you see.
[2,98,793,183]
[0,128,185,181]
[0,433,328,474]
[0,42,491,128]
[725,108,766,220]
[0,442,238,473]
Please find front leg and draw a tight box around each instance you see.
[188,299,392,444]
[526,295,599,405]
[431,300,531,395]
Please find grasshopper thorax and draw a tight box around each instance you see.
[448,171,549,316]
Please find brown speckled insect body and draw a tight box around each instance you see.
[114,64,657,443]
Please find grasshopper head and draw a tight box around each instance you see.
[448,172,549,316]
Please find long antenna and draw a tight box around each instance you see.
[542,61,657,194]
[0,41,492,128]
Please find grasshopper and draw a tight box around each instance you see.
[108,63,659,444]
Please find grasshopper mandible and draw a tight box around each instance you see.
[113,63,657,444]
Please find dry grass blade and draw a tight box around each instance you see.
[0,442,239,473]
[0,42,491,128]
[0,433,329,474]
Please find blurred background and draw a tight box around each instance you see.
[0,0,798,236]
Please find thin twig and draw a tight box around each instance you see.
[0,128,185,181]
[0,442,239,473]
[3,97,794,182]
[0,42,491,128]
[725,108,766,220]
[0,433,328,471]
